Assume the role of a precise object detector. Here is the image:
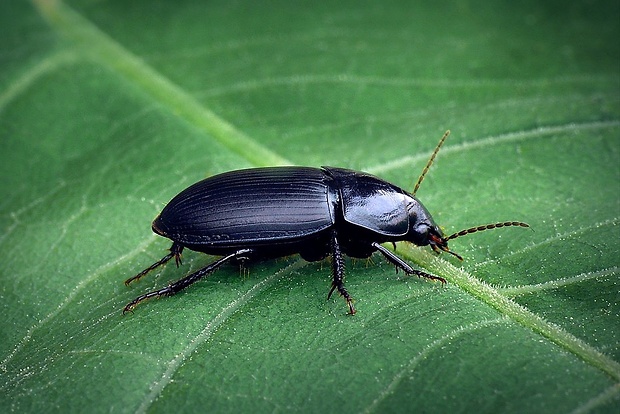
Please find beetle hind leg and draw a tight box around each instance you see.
[124,242,184,286]
[328,232,356,315]
[123,248,253,314]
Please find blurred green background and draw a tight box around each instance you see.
[1,0,618,413]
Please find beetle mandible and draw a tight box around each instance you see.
[123,131,528,315]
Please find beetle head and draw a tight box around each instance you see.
[405,199,462,258]
[407,212,464,261]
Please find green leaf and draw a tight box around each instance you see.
[1,0,618,413]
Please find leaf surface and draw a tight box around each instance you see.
[1,1,618,413]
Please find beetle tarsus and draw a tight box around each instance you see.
[346,298,356,315]
[408,269,446,284]
[123,248,253,313]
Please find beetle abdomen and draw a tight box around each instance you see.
[153,167,338,247]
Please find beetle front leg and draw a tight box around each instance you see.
[123,248,253,314]
[328,232,356,315]
[372,242,446,284]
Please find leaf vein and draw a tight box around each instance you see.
[364,317,509,413]
[368,120,620,175]
[474,217,618,268]
[134,259,308,414]
[397,243,620,381]
[499,267,618,296]
[33,0,290,167]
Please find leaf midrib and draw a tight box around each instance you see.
[33,0,290,168]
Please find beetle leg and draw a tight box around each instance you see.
[372,242,446,284]
[123,248,253,314]
[124,243,184,285]
[328,232,356,315]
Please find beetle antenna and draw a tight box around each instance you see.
[445,221,530,241]
[413,130,450,195]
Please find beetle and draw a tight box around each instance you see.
[123,131,528,314]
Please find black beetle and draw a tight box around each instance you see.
[123,131,528,314]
